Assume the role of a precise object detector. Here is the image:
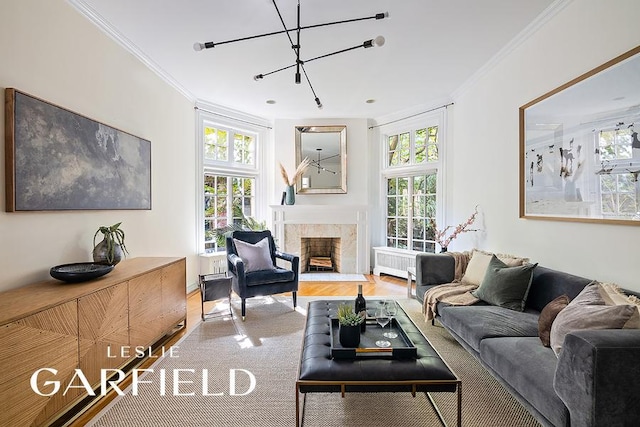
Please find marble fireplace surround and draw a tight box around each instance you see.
[270,205,369,274]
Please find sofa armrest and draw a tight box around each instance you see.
[554,329,640,427]
[415,253,455,287]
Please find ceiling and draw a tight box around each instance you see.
[71,0,556,120]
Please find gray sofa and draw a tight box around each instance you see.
[416,253,640,427]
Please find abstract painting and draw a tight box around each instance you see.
[5,89,151,211]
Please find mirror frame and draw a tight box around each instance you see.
[295,125,347,194]
[519,45,640,225]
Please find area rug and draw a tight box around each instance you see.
[88,296,541,427]
[299,273,367,282]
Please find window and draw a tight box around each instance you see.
[204,175,256,252]
[205,124,255,167]
[198,108,266,254]
[382,113,444,252]
[387,126,438,167]
[598,128,638,217]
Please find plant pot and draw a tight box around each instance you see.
[92,239,124,266]
[339,324,361,348]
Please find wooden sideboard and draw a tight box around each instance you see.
[0,257,187,427]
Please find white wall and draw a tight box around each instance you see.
[448,0,640,289]
[0,0,198,291]
[272,118,369,206]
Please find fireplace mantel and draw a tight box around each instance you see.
[269,205,369,274]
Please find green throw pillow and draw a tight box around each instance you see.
[471,255,537,311]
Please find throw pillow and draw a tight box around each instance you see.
[460,249,529,286]
[471,255,537,311]
[538,294,570,347]
[233,237,274,273]
[549,282,640,356]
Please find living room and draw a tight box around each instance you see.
[1,0,640,426]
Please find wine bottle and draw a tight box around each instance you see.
[354,284,366,332]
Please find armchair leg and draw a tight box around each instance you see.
[241,298,246,321]
[293,292,297,310]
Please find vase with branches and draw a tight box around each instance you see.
[429,206,479,252]
[279,158,310,205]
[93,222,129,265]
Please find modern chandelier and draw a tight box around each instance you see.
[193,0,388,109]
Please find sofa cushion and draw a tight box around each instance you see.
[471,255,537,311]
[480,337,569,427]
[526,266,592,312]
[461,249,528,286]
[538,294,570,347]
[438,305,539,353]
[233,237,274,272]
[550,282,640,355]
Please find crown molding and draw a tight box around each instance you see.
[451,0,573,101]
[66,0,196,102]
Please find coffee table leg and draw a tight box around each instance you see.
[295,384,300,427]
[457,382,462,427]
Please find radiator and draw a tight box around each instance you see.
[372,247,420,279]
[199,252,228,275]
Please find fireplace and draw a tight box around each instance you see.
[270,205,369,274]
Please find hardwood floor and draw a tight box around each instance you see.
[187,273,408,334]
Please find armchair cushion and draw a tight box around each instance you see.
[233,237,274,272]
[245,267,296,287]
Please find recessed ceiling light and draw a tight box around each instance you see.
[266,99,276,104]
[365,99,376,104]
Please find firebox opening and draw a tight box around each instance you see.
[300,237,341,273]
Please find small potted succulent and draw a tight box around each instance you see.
[337,303,365,347]
[93,222,129,266]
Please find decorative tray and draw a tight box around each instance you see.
[329,317,418,360]
[50,262,114,283]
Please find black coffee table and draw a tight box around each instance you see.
[296,300,461,427]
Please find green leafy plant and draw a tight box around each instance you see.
[212,199,267,249]
[93,222,129,264]
[337,304,365,326]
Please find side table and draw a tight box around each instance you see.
[199,273,232,320]
[407,266,416,299]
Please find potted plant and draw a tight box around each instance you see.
[93,222,129,266]
[337,303,365,347]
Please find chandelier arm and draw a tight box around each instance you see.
[194,13,387,50]
[255,41,372,79]
[300,64,322,109]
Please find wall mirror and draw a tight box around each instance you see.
[295,125,347,194]
[520,45,640,225]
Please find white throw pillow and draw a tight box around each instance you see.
[233,237,274,272]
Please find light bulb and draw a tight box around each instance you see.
[374,36,385,47]
[193,42,204,52]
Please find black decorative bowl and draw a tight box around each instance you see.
[50,262,114,283]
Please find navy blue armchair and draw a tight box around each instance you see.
[226,230,299,320]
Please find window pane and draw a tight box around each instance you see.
[387,177,397,195]
[415,128,427,163]
[388,135,399,166]
[387,197,397,216]
[399,132,410,164]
